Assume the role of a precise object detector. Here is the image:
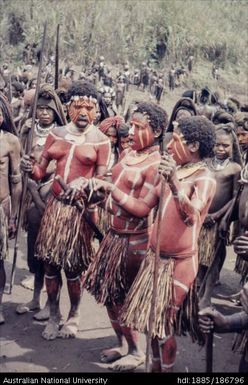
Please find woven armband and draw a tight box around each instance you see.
[10,173,22,184]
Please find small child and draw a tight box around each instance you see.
[198,125,242,309]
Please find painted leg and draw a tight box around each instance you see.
[100,306,127,363]
[159,335,177,372]
[151,337,161,372]
[58,275,82,338]
[0,261,6,324]
[42,272,61,340]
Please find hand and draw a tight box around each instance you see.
[233,235,248,260]
[240,283,248,314]
[158,153,177,181]
[198,307,228,333]
[59,177,88,205]
[90,178,115,194]
[8,217,17,239]
[20,154,35,173]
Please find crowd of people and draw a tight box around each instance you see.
[0,52,247,373]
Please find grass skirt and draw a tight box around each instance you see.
[198,223,218,266]
[121,249,204,343]
[35,196,93,272]
[0,204,8,261]
[82,229,129,306]
[233,331,247,358]
[235,256,248,284]
[21,191,32,231]
[98,207,111,237]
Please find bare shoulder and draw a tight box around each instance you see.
[5,132,20,146]
[88,126,110,144]
[196,166,216,181]
[229,161,242,173]
[51,125,67,138]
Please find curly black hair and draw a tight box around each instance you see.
[66,81,109,123]
[215,125,242,166]
[118,122,129,138]
[178,116,216,159]
[12,81,24,93]
[66,81,98,101]
[166,97,197,132]
[135,102,168,135]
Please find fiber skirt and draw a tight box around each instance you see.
[198,223,218,266]
[35,196,93,272]
[235,256,248,284]
[0,196,10,261]
[82,229,130,306]
[121,249,204,343]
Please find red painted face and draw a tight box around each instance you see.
[68,99,97,130]
[129,112,155,151]
[167,131,192,165]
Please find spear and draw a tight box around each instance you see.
[145,137,168,372]
[145,178,165,372]
[55,24,60,90]
[6,22,47,295]
[8,74,12,104]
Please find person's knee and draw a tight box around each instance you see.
[64,269,82,280]
[44,263,61,278]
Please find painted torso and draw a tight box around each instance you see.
[33,125,111,196]
[150,167,216,257]
[106,146,161,234]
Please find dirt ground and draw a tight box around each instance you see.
[0,84,246,375]
[0,233,243,374]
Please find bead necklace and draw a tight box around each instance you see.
[209,157,230,171]
[177,160,206,180]
[35,122,55,137]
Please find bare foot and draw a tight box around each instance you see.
[42,319,60,340]
[100,345,127,363]
[0,306,5,325]
[33,305,50,321]
[58,314,79,338]
[20,275,34,291]
[109,352,145,372]
[16,300,40,314]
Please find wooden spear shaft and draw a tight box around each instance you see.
[55,24,60,90]
[145,173,166,372]
[7,22,47,295]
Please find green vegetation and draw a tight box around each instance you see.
[0,0,247,71]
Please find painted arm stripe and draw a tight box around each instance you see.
[173,279,189,293]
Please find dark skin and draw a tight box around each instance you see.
[199,133,241,308]
[233,163,248,259]
[204,134,241,227]
[199,282,248,333]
